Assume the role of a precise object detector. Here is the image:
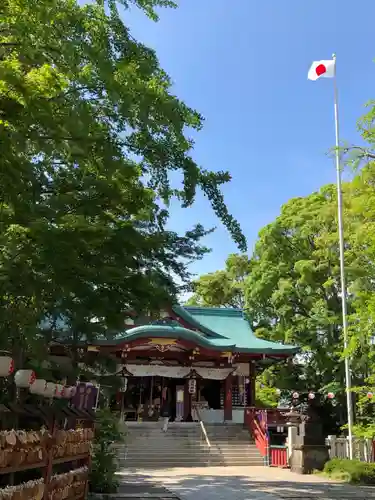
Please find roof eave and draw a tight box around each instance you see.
[105,325,236,350]
[235,346,299,355]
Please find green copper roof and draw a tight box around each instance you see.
[110,305,298,356]
[171,305,227,339]
[175,306,298,355]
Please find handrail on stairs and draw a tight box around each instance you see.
[194,405,211,448]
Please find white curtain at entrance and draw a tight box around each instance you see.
[121,364,234,380]
[124,365,190,378]
[194,367,233,380]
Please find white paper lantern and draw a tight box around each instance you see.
[14,369,36,388]
[0,356,14,377]
[292,392,299,399]
[308,391,315,400]
[29,379,47,395]
[44,382,57,398]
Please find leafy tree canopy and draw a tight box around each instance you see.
[0,0,245,368]
[186,253,250,308]
[188,99,375,430]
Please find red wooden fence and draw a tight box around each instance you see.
[245,408,291,468]
[269,446,288,468]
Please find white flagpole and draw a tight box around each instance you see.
[332,53,354,460]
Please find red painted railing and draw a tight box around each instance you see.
[270,446,288,468]
[245,408,268,458]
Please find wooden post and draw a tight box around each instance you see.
[248,361,256,406]
[224,375,232,421]
[119,390,125,422]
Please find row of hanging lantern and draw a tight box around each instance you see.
[0,356,76,400]
[275,389,336,400]
[277,389,375,400]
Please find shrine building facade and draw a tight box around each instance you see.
[87,305,299,424]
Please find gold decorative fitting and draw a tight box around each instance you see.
[154,344,174,352]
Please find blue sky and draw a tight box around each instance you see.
[126,0,375,278]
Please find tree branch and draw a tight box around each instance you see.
[344,145,375,160]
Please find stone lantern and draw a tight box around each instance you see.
[283,401,330,474]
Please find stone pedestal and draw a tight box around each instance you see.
[287,424,297,462]
[290,444,330,474]
[288,404,330,474]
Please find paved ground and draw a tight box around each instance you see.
[117,466,375,500]
[117,480,178,498]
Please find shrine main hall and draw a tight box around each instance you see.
[86,305,298,423]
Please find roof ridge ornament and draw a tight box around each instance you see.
[151,318,180,327]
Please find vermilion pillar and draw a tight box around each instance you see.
[248,360,256,407]
[224,374,233,421]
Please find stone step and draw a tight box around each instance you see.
[122,449,206,454]
[125,429,203,433]
[118,460,210,466]
[126,435,204,440]
[211,445,259,450]
[118,462,264,468]
[124,443,258,450]
[118,459,264,468]
[123,450,260,456]
[123,456,262,463]
[124,447,260,454]
[122,450,206,455]
[122,453,262,460]
[126,436,204,439]
[119,422,263,469]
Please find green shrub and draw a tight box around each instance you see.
[323,458,375,484]
[89,408,125,494]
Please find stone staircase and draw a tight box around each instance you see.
[117,421,264,470]
[205,423,265,466]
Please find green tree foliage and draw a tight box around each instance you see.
[0,0,245,365]
[245,186,352,396]
[189,165,375,430]
[187,253,250,308]
[90,407,125,493]
[255,379,278,408]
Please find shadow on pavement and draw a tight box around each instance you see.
[117,471,375,499]
[117,479,177,497]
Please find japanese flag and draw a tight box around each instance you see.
[308,60,335,81]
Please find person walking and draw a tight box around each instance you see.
[160,398,171,432]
